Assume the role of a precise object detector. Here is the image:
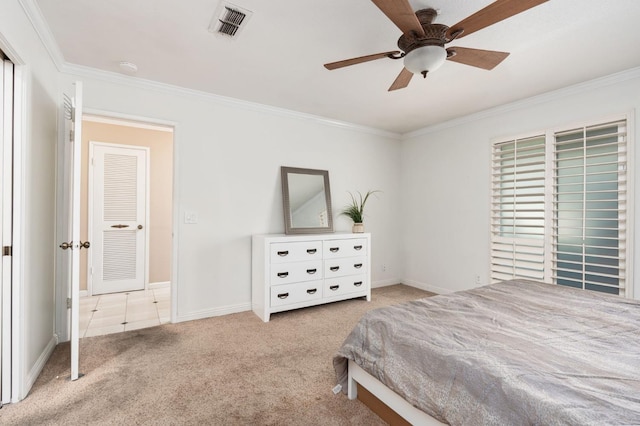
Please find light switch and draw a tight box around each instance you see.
[184,211,198,224]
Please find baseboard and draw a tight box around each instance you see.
[172,279,432,323]
[21,335,57,401]
[371,278,402,288]
[401,279,449,295]
[149,281,170,289]
[82,282,170,298]
[174,302,251,323]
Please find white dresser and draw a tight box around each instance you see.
[252,233,371,322]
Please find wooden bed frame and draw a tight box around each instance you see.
[347,359,446,425]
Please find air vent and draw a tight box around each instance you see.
[208,2,253,39]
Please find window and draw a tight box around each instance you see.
[491,117,632,297]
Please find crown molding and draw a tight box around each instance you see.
[403,66,640,140]
[18,0,65,71]
[19,0,400,140]
[15,0,640,142]
[61,63,400,139]
[32,0,637,141]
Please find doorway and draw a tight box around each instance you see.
[79,115,174,337]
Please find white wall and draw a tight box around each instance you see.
[59,72,403,321]
[0,0,60,400]
[401,68,640,299]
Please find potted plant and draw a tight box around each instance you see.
[340,190,380,233]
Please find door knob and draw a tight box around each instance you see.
[138,225,143,230]
[59,242,72,250]
[80,241,90,249]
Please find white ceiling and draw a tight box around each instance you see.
[33,0,640,134]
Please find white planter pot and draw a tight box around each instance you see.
[352,223,364,233]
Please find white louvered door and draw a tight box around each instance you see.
[61,81,83,381]
[91,144,147,295]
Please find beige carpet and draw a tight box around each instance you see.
[0,284,432,425]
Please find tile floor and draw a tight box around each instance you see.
[79,286,170,338]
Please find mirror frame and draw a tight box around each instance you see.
[281,166,334,234]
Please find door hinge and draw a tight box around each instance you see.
[2,246,11,256]
[67,297,72,309]
[69,129,74,142]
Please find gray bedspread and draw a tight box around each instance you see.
[334,280,640,425]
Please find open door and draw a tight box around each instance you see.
[60,82,84,380]
[1,59,14,403]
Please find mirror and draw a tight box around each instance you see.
[281,166,334,234]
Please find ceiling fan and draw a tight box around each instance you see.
[324,0,549,91]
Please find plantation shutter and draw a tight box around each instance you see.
[491,135,546,282]
[552,119,628,296]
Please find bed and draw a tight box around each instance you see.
[334,279,640,425]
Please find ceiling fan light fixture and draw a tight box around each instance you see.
[403,45,447,76]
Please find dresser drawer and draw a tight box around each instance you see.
[323,238,367,259]
[324,274,367,298]
[270,280,323,307]
[270,260,323,285]
[324,257,367,278]
[270,241,322,263]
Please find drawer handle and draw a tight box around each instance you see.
[354,263,363,269]
[329,285,339,291]
[354,245,363,250]
[329,247,339,253]
[306,268,317,274]
[354,281,363,287]
[277,250,289,257]
[277,292,289,299]
[277,272,289,278]
[307,288,317,295]
[329,266,340,272]
[307,248,317,254]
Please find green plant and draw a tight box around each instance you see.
[340,190,381,223]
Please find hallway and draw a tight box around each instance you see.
[79,287,170,338]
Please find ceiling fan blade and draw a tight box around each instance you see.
[388,68,413,91]
[371,0,425,37]
[446,0,548,39]
[447,47,510,70]
[324,51,401,70]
